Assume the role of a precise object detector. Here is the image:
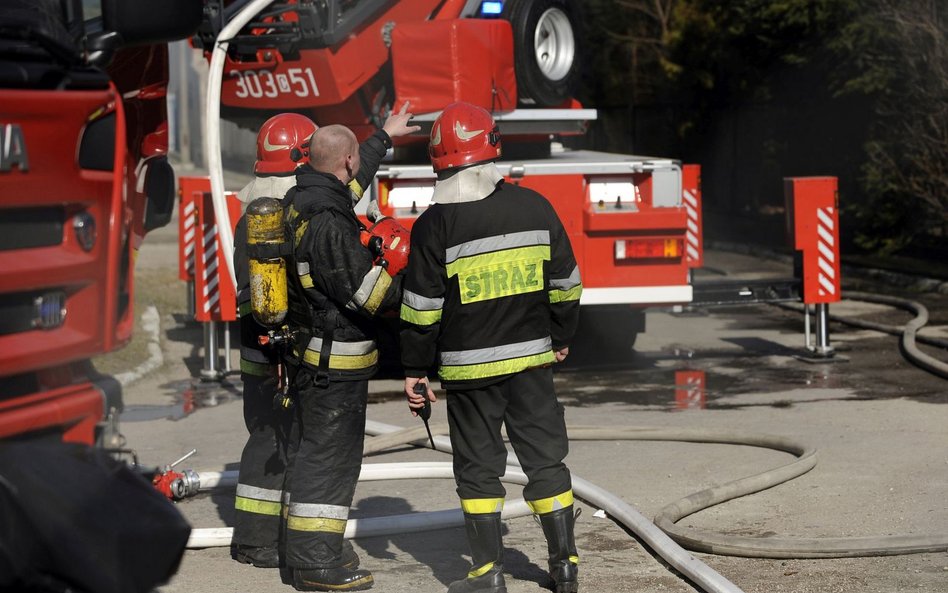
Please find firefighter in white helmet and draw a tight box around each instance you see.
[400,102,583,593]
[231,107,417,581]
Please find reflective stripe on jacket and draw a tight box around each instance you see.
[400,181,581,388]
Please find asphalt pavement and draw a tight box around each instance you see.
[111,169,948,593]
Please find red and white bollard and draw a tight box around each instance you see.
[193,188,241,380]
[178,177,206,319]
[785,177,841,357]
[674,370,706,410]
[682,164,704,269]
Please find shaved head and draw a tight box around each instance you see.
[309,124,360,182]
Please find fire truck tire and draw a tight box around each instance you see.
[503,0,582,106]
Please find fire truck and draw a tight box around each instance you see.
[195,0,703,354]
[0,0,201,445]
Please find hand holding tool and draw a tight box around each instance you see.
[412,382,436,450]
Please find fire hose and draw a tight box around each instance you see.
[180,421,748,593]
[777,292,948,380]
[171,419,948,593]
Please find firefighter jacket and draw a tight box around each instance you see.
[399,180,582,389]
[233,130,393,378]
[282,163,402,382]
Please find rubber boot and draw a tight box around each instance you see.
[538,506,579,593]
[291,565,374,591]
[233,544,280,568]
[236,540,359,569]
[340,539,361,569]
[446,513,507,593]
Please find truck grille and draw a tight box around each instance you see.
[0,206,64,251]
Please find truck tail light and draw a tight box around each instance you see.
[614,238,683,261]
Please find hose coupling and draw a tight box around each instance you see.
[169,469,201,500]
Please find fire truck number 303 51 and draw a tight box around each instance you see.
[229,67,321,99]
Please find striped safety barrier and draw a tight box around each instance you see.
[815,206,838,299]
[682,164,703,268]
[785,177,841,305]
[178,177,211,283]
[193,190,241,323]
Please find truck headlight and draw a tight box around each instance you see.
[73,212,96,252]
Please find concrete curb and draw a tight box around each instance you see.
[114,305,164,387]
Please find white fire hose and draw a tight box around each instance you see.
[184,421,748,593]
[204,0,278,293]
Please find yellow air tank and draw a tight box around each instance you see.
[246,197,288,328]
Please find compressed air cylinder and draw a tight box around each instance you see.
[246,197,287,328]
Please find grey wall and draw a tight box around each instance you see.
[167,40,256,173]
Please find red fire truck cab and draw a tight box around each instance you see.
[0,0,200,445]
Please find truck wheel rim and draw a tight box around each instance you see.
[533,7,575,82]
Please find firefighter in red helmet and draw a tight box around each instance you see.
[400,102,584,593]
[230,107,418,586]
[236,113,317,205]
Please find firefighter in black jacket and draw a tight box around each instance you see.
[231,108,418,585]
[279,119,418,592]
[400,102,583,593]
[231,113,317,571]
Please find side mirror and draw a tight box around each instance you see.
[102,0,202,46]
[143,156,176,233]
[86,31,122,68]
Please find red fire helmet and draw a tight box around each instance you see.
[361,217,411,276]
[429,102,501,173]
[254,113,318,175]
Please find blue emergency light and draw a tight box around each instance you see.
[480,1,503,16]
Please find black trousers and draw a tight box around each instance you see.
[446,366,571,502]
[233,300,290,549]
[233,371,292,549]
[283,370,368,569]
